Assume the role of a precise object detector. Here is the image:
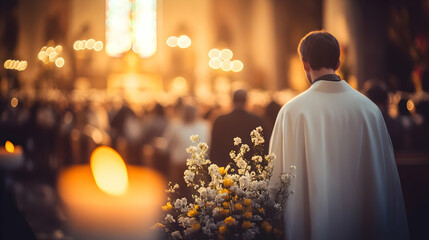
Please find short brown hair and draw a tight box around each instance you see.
[298,30,340,70]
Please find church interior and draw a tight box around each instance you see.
[1,0,429,239]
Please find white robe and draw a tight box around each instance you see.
[269,80,409,240]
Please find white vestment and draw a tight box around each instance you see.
[269,80,409,240]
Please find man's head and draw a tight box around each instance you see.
[298,31,340,83]
[232,89,247,110]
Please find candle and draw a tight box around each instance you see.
[57,146,166,239]
[0,141,24,170]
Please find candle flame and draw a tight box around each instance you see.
[90,146,128,195]
[5,141,15,153]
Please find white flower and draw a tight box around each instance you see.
[190,135,199,142]
[290,165,296,170]
[240,144,250,154]
[236,159,247,169]
[281,173,290,181]
[234,137,242,146]
[165,214,176,223]
[178,216,192,227]
[230,151,236,159]
[184,170,195,183]
[212,207,220,216]
[265,153,276,162]
[174,198,187,209]
[171,231,182,240]
[239,174,251,188]
[252,156,263,163]
[198,142,209,152]
[250,127,265,146]
[186,146,198,154]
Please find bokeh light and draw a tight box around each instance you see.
[220,49,233,60]
[209,48,221,58]
[221,60,232,71]
[231,60,244,72]
[209,57,222,69]
[407,99,415,113]
[177,35,191,48]
[10,97,18,108]
[55,57,65,68]
[86,39,96,49]
[94,41,104,51]
[167,36,178,47]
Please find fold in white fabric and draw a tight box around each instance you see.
[269,80,409,240]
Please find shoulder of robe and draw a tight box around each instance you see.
[349,88,383,115]
[278,89,313,117]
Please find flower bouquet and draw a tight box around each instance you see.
[154,127,294,240]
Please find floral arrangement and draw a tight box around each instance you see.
[154,127,294,240]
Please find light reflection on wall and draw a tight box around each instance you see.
[106,0,133,57]
[133,0,157,57]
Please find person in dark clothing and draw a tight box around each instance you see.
[364,82,405,150]
[210,89,267,167]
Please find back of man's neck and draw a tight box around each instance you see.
[310,68,337,83]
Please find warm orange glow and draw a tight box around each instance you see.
[171,76,188,95]
[231,60,244,72]
[90,146,128,195]
[73,41,80,51]
[4,60,11,69]
[10,97,18,107]
[55,57,65,68]
[86,39,96,49]
[220,49,233,60]
[166,36,178,47]
[209,48,220,58]
[177,35,191,48]
[49,52,57,62]
[221,60,232,71]
[406,99,415,113]
[18,61,27,71]
[209,57,222,69]
[5,140,15,153]
[93,41,103,51]
[55,45,63,53]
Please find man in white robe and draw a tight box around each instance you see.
[269,31,409,240]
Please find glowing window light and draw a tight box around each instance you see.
[133,0,157,57]
[106,0,133,57]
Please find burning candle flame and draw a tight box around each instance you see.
[90,146,128,195]
[5,140,15,153]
